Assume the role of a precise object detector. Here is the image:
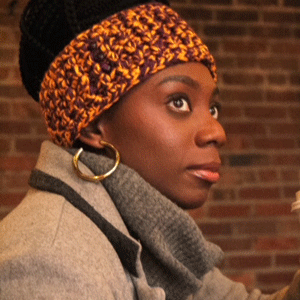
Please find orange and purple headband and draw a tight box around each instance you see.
[40,3,217,147]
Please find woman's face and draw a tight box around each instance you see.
[98,62,226,209]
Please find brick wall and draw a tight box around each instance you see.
[0,0,300,294]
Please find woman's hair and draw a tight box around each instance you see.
[19,0,216,147]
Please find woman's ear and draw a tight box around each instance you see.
[78,120,105,150]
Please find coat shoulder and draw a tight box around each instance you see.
[0,188,136,299]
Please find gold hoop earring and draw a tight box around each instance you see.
[72,140,120,182]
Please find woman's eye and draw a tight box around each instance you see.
[210,103,221,119]
[167,96,191,113]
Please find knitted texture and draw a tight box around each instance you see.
[40,3,217,147]
[19,0,170,102]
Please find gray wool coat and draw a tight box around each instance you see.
[0,141,297,299]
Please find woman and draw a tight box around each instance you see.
[0,0,299,299]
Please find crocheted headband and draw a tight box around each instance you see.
[39,2,217,147]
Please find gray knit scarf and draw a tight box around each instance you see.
[30,148,223,299]
[68,149,223,299]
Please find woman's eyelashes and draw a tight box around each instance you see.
[166,93,222,119]
[210,102,221,120]
[167,94,191,113]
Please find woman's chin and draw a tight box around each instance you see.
[169,190,209,210]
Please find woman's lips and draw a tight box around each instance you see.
[190,169,220,183]
[188,163,221,183]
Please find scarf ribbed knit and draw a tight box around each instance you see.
[66,149,224,299]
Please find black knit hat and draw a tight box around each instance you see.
[19,0,170,102]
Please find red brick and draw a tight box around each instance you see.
[289,107,300,120]
[259,58,298,71]
[0,102,10,117]
[221,89,263,102]
[36,123,48,135]
[273,154,300,166]
[259,170,278,182]
[269,123,300,135]
[4,172,30,189]
[12,102,42,119]
[210,238,252,251]
[278,220,300,234]
[271,42,300,54]
[245,107,286,119]
[175,7,212,20]
[227,272,255,290]
[268,74,286,85]
[227,254,271,269]
[240,170,257,183]
[0,28,15,44]
[220,169,257,184]
[0,192,24,206]
[254,138,295,149]
[255,237,299,251]
[266,90,300,103]
[16,138,44,153]
[193,0,231,3]
[0,66,10,81]
[0,48,17,63]
[0,121,31,134]
[188,206,206,220]
[224,41,267,53]
[228,154,268,167]
[0,85,28,98]
[204,25,246,36]
[237,221,277,235]
[219,105,242,118]
[295,28,300,38]
[219,169,243,185]
[211,188,236,201]
[0,13,21,26]
[250,26,291,38]
[284,186,300,198]
[264,12,300,24]
[239,187,280,199]
[284,0,300,7]
[238,0,277,4]
[281,170,299,182]
[12,66,22,81]
[197,222,232,236]
[209,204,250,218]
[255,203,292,216]
[217,10,258,22]
[224,122,265,135]
[223,73,264,85]
[0,156,37,171]
[290,73,300,85]
[0,138,11,153]
[225,134,253,151]
[257,272,295,285]
[276,254,300,266]
[0,0,10,9]
[12,27,20,41]
[204,40,219,53]
[236,57,256,68]
[213,57,236,69]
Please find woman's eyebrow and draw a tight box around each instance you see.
[157,75,200,89]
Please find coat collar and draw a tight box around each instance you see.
[30,141,224,300]
[29,141,141,277]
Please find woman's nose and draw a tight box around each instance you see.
[194,117,227,148]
